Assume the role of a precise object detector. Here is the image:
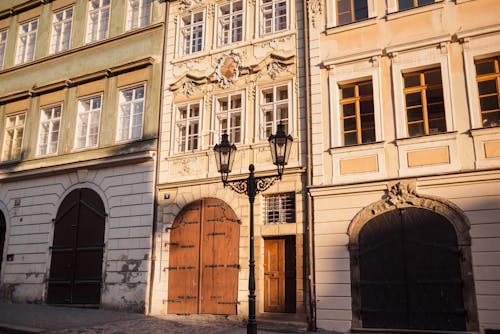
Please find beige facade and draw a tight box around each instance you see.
[151,0,309,321]
[0,0,165,312]
[305,0,500,332]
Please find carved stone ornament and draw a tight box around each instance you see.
[386,182,417,207]
[307,0,322,28]
[267,61,287,80]
[179,0,203,11]
[215,51,241,89]
[182,80,196,97]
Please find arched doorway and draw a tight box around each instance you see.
[167,198,240,315]
[355,207,467,331]
[47,188,106,305]
[0,211,5,276]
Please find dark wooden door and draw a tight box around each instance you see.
[167,198,239,315]
[264,236,296,313]
[47,188,106,305]
[0,211,5,276]
[358,207,466,331]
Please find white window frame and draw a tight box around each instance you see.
[74,95,102,149]
[37,104,62,156]
[179,10,205,57]
[259,0,289,36]
[50,7,73,54]
[116,84,146,142]
[214,91,245,144]
[15,19,38,65]
[327,0,375,28]
[0,30,8,70]
[175,101,202,153]
[390,42,453,139]
[258,81,293,141]
[86,0,111,43]
[126,0,153,31]
[2,113,26,161]
[216,0,244,47]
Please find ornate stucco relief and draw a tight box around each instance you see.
[179,0,204,12]
[307,0,322,29]
[254,35,295,58]
[214,51,241,89]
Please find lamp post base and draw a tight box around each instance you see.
[247,322,257,334]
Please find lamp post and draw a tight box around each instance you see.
[214,123,293,334]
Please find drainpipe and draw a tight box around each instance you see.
[302,0,317,330]
[147,0,170,315]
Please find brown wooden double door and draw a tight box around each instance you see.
[47,188,106,305]
[167,198,240,315]
[264,236,296,313]
[0,211,5,276]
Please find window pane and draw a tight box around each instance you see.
[428,118,446,134]
[475,60,496,75]
[341,85,355,98]
[354,0,368,20]
[343,117,357,131]
[482,111,500,127]
[342,103,356,117]
[426,88,443,104]
[407,107,423,122]
[360,100,374,114]
[480,96,499,112]
[408,123,425,137]
[404,73,420,88]
[405,92,422,107]
[399,0,415,10]
[424,69,442,85]
[344,132,357,146]
[361,128,376,143]
[477,80,498,96]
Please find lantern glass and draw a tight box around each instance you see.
[214,133,237,183]
[268,123,293,177]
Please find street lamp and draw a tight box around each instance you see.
[213,123,293,334]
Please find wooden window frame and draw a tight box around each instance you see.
[216,0,244,47]
[214,91,244,144]
[50,6,73,54]
[175,101,201,153]
[2,113,26,161]
[74,95,102,149]
[0,30,7,70]
[403,68,446,137]
[264,192,295,224]
[15,19,38,65]
[86,0,111,43]
[336,0,368,26]
[259,0,289,36]
[126,0,153,31]
[339,80,375,145]
[179,11,205,57]
[37,104,62,156]
[116,84,146,142]
[475,56,500,128]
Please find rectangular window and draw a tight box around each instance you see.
[50,7,73,54]
[336,0,368,25]
[217,1,243,46]
[176,102,200,152]
[87,0,111,43]
[398,0,434,10]
[403,68,446,137]
[75,95,102,149]
[475,56,500,128]
[126,0,152,30]
[260,0,288,35]
[260,83,290,139]
[2,113,25,161]
[15,19,38,64]
[117,85,145,142]
[180,11,204,56]
[215,92,243,144]
[0,30,7,70]
[264,192,295,224]
[37,105,62,156]
[339,80,375,145]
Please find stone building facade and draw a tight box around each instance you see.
[0,0,166,312]
[149,0,309,322]
[305,0,500,333]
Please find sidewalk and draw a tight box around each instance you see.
[0,302,334,334]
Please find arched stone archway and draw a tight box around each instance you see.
[47,188,106,305]
[348,182,478,332]
[167,198,240,315]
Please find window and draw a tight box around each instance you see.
[403,68,446,137]
[336,0,368,25]
[50,7,73,54]
[75,95,102,149]
[117,85,145,142]
[2,113,25,161]
[217,1,243,46]
[0,30,7,70]
[176,102,201,153]
[180,11,204,56]
[264,192,295,224]
[398,0,434,10]
[126,0,152,30]
[87,0,111,43]
[260,83,291,139]
[215,92,243,144]
[475,56,500,128]
[15,19,38,64]
[339,80,375,145]
[260,0,288,35]
[37,105,62,156]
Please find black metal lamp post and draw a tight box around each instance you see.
[213,123,293,334]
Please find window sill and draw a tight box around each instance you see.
[326,18,377,35]
[329,141,385,155]
[386,1,445,21]
[395,131,458,147]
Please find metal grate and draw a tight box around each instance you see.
[264,192,295,224]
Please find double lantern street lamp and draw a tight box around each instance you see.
[213,123,293,334]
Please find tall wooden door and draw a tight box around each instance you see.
[358,207,466,331]
[167,198,239,315]
[0,211,5,276]
[264,236,296,313]
[47,188,106,305]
